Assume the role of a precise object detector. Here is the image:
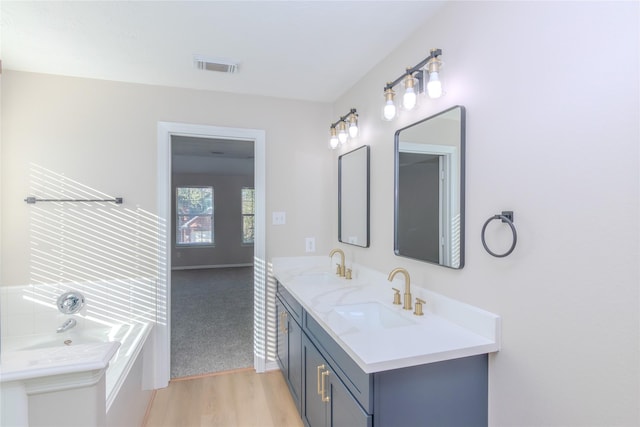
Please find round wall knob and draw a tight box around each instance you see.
[57,291,86,314]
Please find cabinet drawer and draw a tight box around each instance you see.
[304,312,373,413]
[277,281,303,324]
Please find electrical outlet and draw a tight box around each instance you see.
[305,237,316,253]
[272,211,286,225]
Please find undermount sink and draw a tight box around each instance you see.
[333,302,415,330]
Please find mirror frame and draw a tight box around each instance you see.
[338,145,370,248]
[393,105,466,269]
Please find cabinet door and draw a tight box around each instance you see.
[302,336,371,427]
[277,297,303,413]
[289,313,303,412]
[328,366,372,427]
[276,298,289,374]
[302,336,328,427]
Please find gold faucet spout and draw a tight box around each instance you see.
[387,267,412,310]
[329,248,346,277]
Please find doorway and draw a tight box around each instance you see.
[155,122,266,388]
[170,136,255,378]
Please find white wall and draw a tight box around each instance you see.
[331,1,639,425]
[1,71,333,286]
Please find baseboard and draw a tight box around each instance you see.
[264,361,279,372]
[170,367,254,382]
[171,263,253,271]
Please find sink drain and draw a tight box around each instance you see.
[64,340,72,346]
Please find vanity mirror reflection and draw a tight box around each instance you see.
[339,145,370,247]
[394,106,465,268]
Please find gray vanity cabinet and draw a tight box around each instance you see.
[302,334,372,427]
[276,288,303,413]
[276,281,488,427]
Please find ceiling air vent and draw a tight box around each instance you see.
[193,55,239,73]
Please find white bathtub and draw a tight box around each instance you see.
[1,283,156,426]
[7,322,150,400]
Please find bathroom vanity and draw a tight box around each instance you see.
[273,257,500,427]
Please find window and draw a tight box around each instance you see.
[176,186,214,246]
[241,188,255,245]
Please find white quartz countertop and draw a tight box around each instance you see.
[272,256,501,373]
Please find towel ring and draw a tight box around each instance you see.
[481,211,517,258]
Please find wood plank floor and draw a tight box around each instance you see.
[144,368,304,427]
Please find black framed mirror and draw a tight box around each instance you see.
[339,145,370,247]
[394,106,465,268]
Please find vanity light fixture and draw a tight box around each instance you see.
[329,108,358,149]
[382,48,443,121]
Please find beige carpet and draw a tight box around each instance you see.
[170,267,254,378]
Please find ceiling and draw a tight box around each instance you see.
[1,1,445,103]
[2,1,445,174]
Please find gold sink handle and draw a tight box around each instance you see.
[391,288,401,305]
[345,268,352,280]
[414,297,426,316]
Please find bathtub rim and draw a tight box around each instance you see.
[0,341,120,383]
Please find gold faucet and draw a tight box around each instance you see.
[329,248,345,277]
[387,267,412,310]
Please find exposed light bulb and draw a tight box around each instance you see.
[349,122,358,138]
[348,114,358,138]
[426,51,443,99]
[402,74,417,110]
[338,121,348,144]
[427,71,443,98]
[329,127,339,149]
[382,86,397,121]
[383,101,396,120]
[403,87,417,110]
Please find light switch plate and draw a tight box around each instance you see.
[305,237,316,253]
[272,211,286,225]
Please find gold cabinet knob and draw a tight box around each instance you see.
[414,298,426,316]
[392,288,401,305]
